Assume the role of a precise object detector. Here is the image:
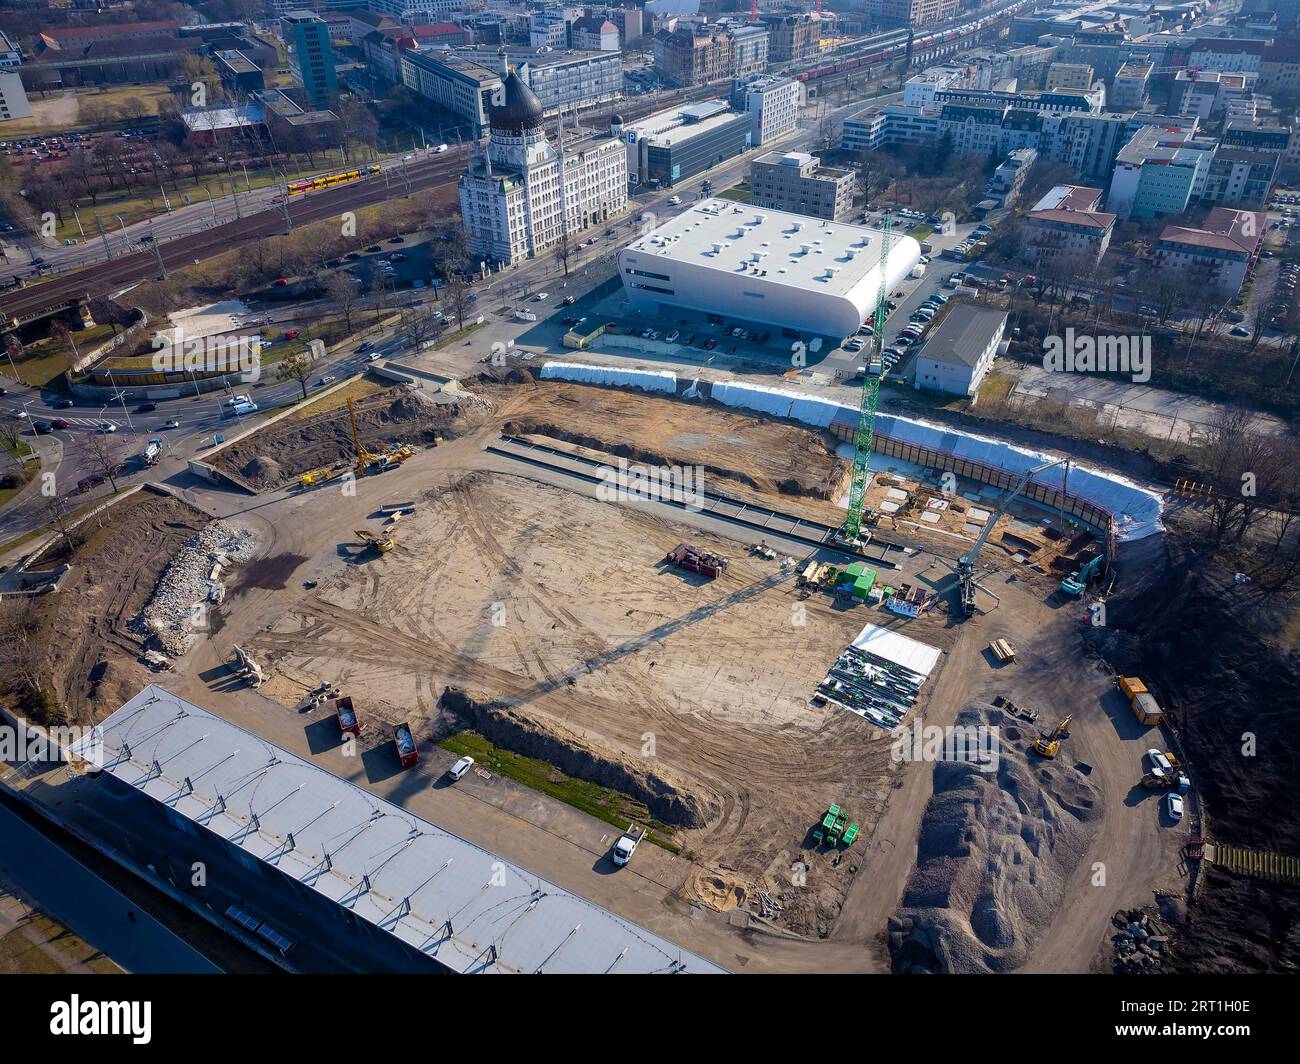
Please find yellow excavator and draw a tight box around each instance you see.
[1032,715,1073,759]
[355,528,395,554]
[348,397,414,476]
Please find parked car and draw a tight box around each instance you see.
[447,756,475,782]
[666,330,680,343]
[1164,792,1184,822]
[1146,749,1173,773]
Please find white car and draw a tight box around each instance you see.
[224,394,252,407]
[533,292,549,302]
[1164,792,1184,822]
[665,330,680,343]
[667,195,681,206]
[435,144,448,153]
[366,351,382,362]
[164,418,181,429]
[96,421,117,433]
[844,338,865,352]
[318,375,337,386]
[448,755,474,781]
[13,410,26,419]
[1145,749,1173,774]
[402,153,414,161]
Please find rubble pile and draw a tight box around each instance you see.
[132,522,255,654]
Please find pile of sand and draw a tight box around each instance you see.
[889,704,1102,974]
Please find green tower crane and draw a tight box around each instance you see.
[839,211,892,546]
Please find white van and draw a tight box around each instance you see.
[231,400,258,415]
[435,144,448,153]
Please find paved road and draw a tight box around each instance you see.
[0,794,221,973]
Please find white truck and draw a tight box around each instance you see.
[611,824,647,867]
[910,263,926,279]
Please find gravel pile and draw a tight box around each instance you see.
[888,704,1103,974]
[132,521,255,655]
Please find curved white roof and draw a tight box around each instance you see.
[85,687,726,974]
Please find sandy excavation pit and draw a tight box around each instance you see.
[474,374,852,523]
[243,468,904,935]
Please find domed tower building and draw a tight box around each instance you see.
[459,48,627,267]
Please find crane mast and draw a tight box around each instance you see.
[841,210,892,544]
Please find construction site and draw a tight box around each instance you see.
[5,193,1298,970]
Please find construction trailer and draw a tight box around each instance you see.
[393,722,419,768]
[665,542,728,579]
[885,584,933,617]
[1119,675,1164,727]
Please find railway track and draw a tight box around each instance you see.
[0,151,467,324]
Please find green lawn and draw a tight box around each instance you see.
[718,183,751,202]
[439,730,682,854]
[8,323,114,387]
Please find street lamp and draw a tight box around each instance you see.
[202,186,218,226]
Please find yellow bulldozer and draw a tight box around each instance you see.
[1032,715,1073,759]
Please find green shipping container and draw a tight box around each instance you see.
[852,576,873,599]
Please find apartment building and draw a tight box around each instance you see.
[750,150,855,221]
[0,70,32,123]
[759,12,820,64]
[1109,62,1152,110]
[1045,62,1095,91]
[1022,184,1115,267]
[1154,206,1265,295]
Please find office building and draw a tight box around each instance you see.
[283,11,337,109]
[1107,124,1212,219]
[460,52,626,266]
[0,70,32,122]
[617,99,754,189]
[731,73,801,145]
[750,150,855,221]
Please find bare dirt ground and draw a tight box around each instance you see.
[241,467,929,936]
[476,374,851,523]
[211,386,470,492]
[0,490,211,724]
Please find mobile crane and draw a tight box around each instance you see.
[954,456,1069,617]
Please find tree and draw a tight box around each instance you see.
[82,429,125,493]
[275,352,312,400]
[324,272,361,333]
[445,272,470,331]
[116,95,151,124]
[397,306,439,351]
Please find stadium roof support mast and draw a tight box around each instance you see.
[838,210,892,547]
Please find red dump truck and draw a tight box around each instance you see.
[665,542,728,579]
[337,697,361,740]
[394,722,419,768]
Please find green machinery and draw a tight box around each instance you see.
[1060,552,1105,596]
[838,212,893,547]
[812,804,860,848]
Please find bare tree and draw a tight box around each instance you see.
[82,429,125,493]
[445,273,470,332]
[275,352,312,400]
[325,272,361,333]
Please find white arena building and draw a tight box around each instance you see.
[617,199,922,339]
